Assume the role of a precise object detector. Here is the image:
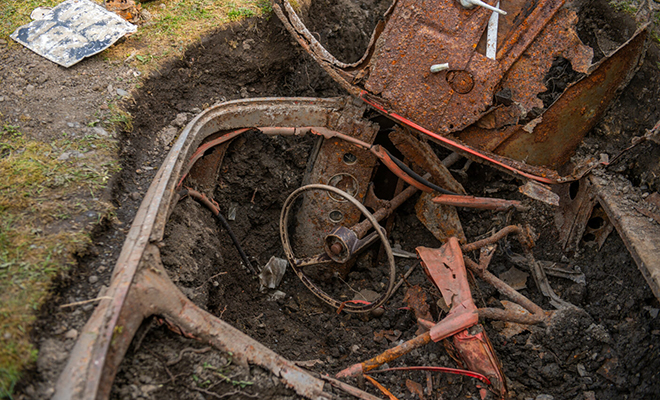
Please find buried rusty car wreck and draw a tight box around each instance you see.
[23,0,660,399]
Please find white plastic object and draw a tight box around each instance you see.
[430,63,450,73]
[459,0,507,15]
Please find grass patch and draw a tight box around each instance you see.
[608,0,638,15]
[0,123,118,395]
[104,0,271,74]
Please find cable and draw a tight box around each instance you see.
[180,188,257,275]
[382,147,461,196]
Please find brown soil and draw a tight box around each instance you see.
[12,0,660,399]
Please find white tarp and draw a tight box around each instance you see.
[10,0,137,68]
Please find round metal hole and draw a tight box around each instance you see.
[329,210,344,223]
[587,216,605,230]
[327,173,359,202]
[343,153,358,165]
[582,233,596,242]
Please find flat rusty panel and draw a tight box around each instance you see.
[389,127,466,194]
[501,7,592,114]
[293,103,380,259]
[364,0,564,134]
[415,192,466,243]
[493,28,648,167]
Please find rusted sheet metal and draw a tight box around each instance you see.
[277,0,648,183]
[581,205,614,250]
[54,97,371,400]
[554,178,598,251]
[449,325,507,398]
[491,28,648,167]
[519,180,559,206]
[293,102,379,272]
[415,193,467,243]
[591,174,660,301]
[363,0,563,134]
[496,7,592,115]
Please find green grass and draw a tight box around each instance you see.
[608,0,637,15]
[0,123,118,395]
[0,0,275,395]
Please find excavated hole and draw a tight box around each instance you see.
[113,6,659,400]
[28,0,657,399]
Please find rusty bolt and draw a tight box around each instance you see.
[331,243,343,255]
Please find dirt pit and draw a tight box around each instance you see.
[20,0,660,399]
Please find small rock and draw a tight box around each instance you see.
[243,39,255,50]
[107,84,114,93]
[171,113,188,128]
[158,125,178,145]
[268,290,286,301]
[116,88,128,97]
[648,307,659,318]
[64,329,78,340]
[25,385,36,397]
[535,395,554,400]
[91,126,109,137]
[141,384,158,395]
[0,96,4,102]
[583,391,596,400]
[67,122,75,128]
[586,323,612,343]
[140,9,153,20]
[3,332,11,340]
[130,192,141,200]
[240,86,249,98]
[0,39,7,46]
[577,363,587,377]
[26,84,35,92]
[57,150,84,161]
[88,275,98,284]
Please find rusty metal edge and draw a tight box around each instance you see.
[591,174,660,302]
[54,97,357,400]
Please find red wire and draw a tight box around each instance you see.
[366,365,492,386]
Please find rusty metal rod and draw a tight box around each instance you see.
[464,257,544,319]
[336,331,433,378]
[461,225,526,253]
[433,194,526,212]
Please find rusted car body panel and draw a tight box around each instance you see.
[275,0,648,183]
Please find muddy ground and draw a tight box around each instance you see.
[9,0,660,399]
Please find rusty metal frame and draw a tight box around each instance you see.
[53,97,390,400]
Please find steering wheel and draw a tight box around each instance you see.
[279,184,396,313]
